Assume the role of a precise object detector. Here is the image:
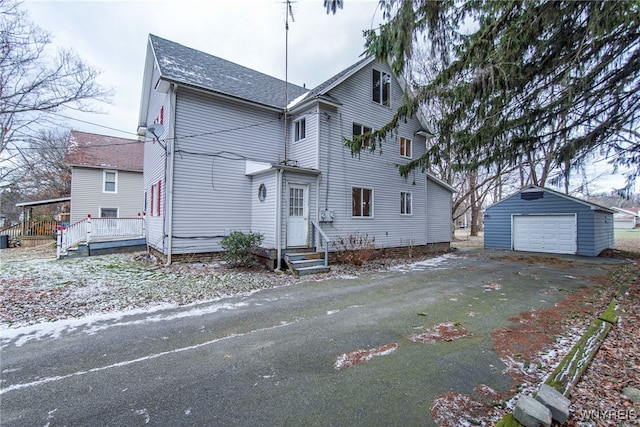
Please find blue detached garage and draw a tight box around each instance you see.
[484,185,615,256]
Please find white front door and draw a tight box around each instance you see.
[287,184,308,247]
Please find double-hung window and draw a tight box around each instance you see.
[352,187,373,217]
[104,170,117,193]
[400,137,412,158]
[372,69,391,107]
[352,123,372,148]
[400,192,412,215]
[294,118,306,142]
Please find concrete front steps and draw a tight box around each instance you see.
[284,249,330,277]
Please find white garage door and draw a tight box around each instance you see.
[512,214,577,254]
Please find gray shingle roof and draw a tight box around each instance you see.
[150,34,308,109]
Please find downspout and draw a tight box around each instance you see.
[315,108,321,251]
[165,84,177,266]
[324,111,331,210]
[275,168,284,271]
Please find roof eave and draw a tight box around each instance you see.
[164,78,286,113]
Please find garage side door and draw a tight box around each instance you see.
[512,214,577,254]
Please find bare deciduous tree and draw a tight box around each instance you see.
[0,0,108,188]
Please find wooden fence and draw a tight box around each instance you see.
[0,221,60,247]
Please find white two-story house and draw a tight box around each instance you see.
[137,34,453,268]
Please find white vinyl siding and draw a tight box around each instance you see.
[250,172,278,248]
[289,109,318,169]
[142,56,452,256]
[314,60,446,248]
[142,61,171,253]
[170,89,286,253]
[426,177,452,243]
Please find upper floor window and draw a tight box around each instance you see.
[352,187,373,218]
[104,170,117,193]
[400,191,412,215]
[400,137,412,158]
[373,69,391,107]
[294,118,306,142]
[353,123,372,148]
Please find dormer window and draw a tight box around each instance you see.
[373,69,391,107]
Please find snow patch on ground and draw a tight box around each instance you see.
[334,343,399,370]
[390,253,456,272]
[0,299,253,347]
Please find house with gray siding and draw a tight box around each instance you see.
[484,185,615,256]
[137,34,453,267]
[64,131,144,224]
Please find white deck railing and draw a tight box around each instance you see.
[57,216,146,259]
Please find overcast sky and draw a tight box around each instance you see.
[24,0,384,138]
[21,0,635,194]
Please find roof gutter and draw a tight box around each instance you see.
[157,77,287,113]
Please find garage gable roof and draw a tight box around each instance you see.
[488,185,615,213]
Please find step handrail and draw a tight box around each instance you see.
[311,220,330,267]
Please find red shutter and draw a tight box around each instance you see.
[156,180,162,216]
[150,185,155,216]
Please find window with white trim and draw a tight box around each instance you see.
[353,123,372,148]
[352,187,373,217]
[100,208,118,218]
[373,69,391,107]
[294,118,306,142]
[400,192,412,215]
[400,137,412,158]
[104,170,117,193]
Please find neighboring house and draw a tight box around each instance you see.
[611,207,639,229]
[64,131,144,224]
[137,34,453,265]
[484,185,615,256]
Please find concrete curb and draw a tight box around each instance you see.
[495,298,620,426]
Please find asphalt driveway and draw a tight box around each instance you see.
[0,250,619,426]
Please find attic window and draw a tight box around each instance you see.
[521,191,544,201]
[373,69,390,107]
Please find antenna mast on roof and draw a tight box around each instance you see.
[283,0,295,164]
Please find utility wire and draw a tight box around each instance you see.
[3,118,281,150]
